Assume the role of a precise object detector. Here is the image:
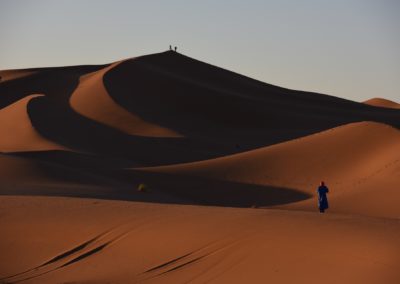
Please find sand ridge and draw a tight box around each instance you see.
[1,51,399,165]
[70,60,182,138]
[364,98,400,109]
[0,94,66,152]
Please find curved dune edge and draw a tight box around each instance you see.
[0,69,38,83]
[0,95,66,152]
[141,121,400,189]
[364,97,400,109]
[140,121,400,217]
[69,60,183,138]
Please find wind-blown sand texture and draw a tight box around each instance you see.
[1,51,399,283]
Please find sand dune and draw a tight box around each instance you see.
[0,69,38,82]
[102,51,400,149]
[141,121,400,218]
[0,64,106,108]
[70,61,182,137]
[0,94,65,152]
[364,98,400,109]
[1,51,400,283]
[1,51,399,164]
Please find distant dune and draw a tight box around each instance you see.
[0,69,38,82]
[1,51,400,283]
[364,97,400,109]
[1,51,399,165]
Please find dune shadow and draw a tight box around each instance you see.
[113,169,312,208]
[26,96,224,165]
[0,65,106,109]
[104,51,400,151]
[9,150,139,169]
[0,153,311,208]
[2,52,399,168]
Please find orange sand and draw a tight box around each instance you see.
[0,51,399,283]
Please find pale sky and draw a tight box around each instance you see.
[0,0,399,102]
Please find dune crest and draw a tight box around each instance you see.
[69,60,182,138]
[0,95,65,152]
[0,69,38,82]
[364,98,400,109]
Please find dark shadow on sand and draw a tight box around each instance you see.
[0,151,310,208]
[0,65,107,109]
[26,96,224,165]
[2,52,399,168]
[121,170,312,208]
[103,51,400,152]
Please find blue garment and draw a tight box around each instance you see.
[317,185,329,210]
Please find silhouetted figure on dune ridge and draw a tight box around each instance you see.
[317,181,329,213]
[168,45,177,52]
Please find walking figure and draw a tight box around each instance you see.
[174,46,177,52]
[317,181,329,213]
[169,45,172,51]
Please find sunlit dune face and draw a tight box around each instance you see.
[69,62,183,138]
[364,98,400,109]
[0,94,66,152]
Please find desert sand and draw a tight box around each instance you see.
[0,51,399,283]
[364,98,400,109]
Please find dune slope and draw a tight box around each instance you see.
[0,95,65,152]
[364,98,400,109]
[70,62,182,137]
[2,51,399,165]
[1,197,399,284]
[141,121,400,217]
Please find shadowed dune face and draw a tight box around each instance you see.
[104,52,400,146]
[0,65,107,109]
[26,95,210,164]
[0,51,399,210]
[1,51,400,166]
[0,51,399,209]
[0,153,120,188]
[148,121,400,186]
[123,170,311,207]
[0,95,65,152]
[0,152,309,208]
[69,62,182,138]
[144,121,400,217]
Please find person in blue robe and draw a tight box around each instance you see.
[317,181,329,213]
